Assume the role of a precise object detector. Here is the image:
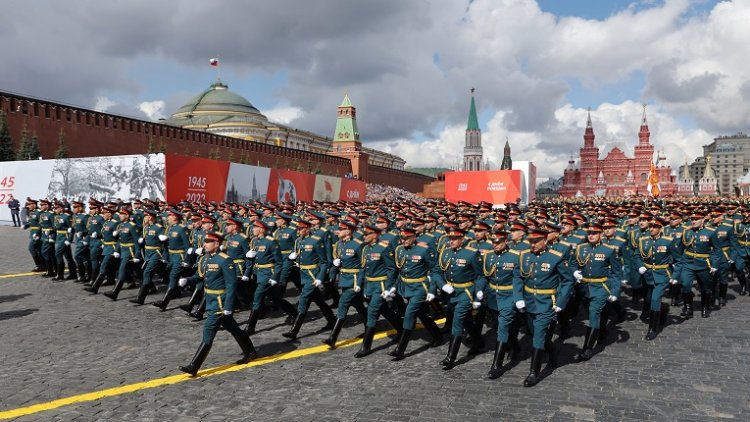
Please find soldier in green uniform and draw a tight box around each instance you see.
[675,211,721,319]
[38,199,57,278]
[221,216,252,311]
[52,202,77,281]
[633,217,680,340]
[664,211,686,305]
[323,220,368,348]
[103,208,141,300]
[707,209,739,307]
[571,223,622,361]
[513,228,574,387]
[434,227,486,369]
[243,220,296,334]
[179,215,207,314]
[22,199,45,272]
[484,230,522,379]
[85,202,105,286]
[130,209,165,305]
[389,226,443,361]
[274,211,300,294]
[181,215,215,318]
[283,218,336,340]
[153,209,190,311]
[354,223,402,358]
[178,231,257,376]
[70,201,90,283]
[85,206,120,294]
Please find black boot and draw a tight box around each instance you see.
[179,288,204,314]
[719,284,728,307]
[670,284,682,306]
[244,309,260,335]
[545,338,557,369]
[103,279,125,301]
[523,348,545,387]
[355,327,376,358]
[701,294,710,318]
[682,293,693,319]
[75,265,86,283]
[389,329,412,361]
[152,288,175,312]
[282,313,305,340]
[322,318,345,348]
[441,335,462,369]
[576,327,599,361]
[179,342,212,377]
[235,333,258,365]
[738,272,748,296]
[646,310,660,340]
[129,284,150,305]
[189,297,207,320]
[53,263,66,281]
[84,273,106,294]
[65,265,78,280]
[487,342,507,379]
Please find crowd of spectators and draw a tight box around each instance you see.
[366,183,421,202]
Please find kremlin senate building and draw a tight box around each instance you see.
[559,107,677,198]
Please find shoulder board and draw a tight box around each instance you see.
[548,249,563,257]
[240,233,247,238]
[603,243,618,250]
[663,236,673,241]
[614,236,625,242]
[559,240,571,246]
[320,227,328,232]
[156,224,162,228]
[219,253,230,259]
[266,236,274,241]
[465,246,477,252]
[721,223,733,228]
[573,234,585,239]
[638,236,650,240]
[378,240,390,247]
[521,240,530,244]
[509,250,520,255]
[311,235,321,240]
[354,238,363,244]
[417,241,429,248]
[425,233,435,238]
[705,227,716,232]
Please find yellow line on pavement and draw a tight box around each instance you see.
[0,318,446,419]
[0,272,38,279]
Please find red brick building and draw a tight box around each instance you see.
[560,108,676,197]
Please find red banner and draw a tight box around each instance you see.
[339,178,366,202]
[444,170,521,204]
[267,169,316,203]
[165,155,230,203]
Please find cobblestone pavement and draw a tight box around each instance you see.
[0,225,748,421]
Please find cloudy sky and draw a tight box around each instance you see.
[0,0,744,178]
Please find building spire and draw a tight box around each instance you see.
[586,107,592,128]
[639,103,650,146]
[583,107,595,148]
[463,88,483,171]
[501,137,512,170]
[467,88,479,130]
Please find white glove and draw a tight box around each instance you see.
[313,279,323,288]
[246,250,257,259]
[82,241,88,246]
[472,301,481,309]
[113,251,120,258]
[669,279,679,285]
[195,247,203,256]
[219,244,226,252]
[48,237,55,243]
[553,306,563,313]
[333,258,341,267]
[476,290,484,301]
[638,267,647,274]
[573,270,583,280]
[138,237,144,244]
[32,234,40,241]
[441,284,455,294]
[67,227,72,234]
[621,280,629,286]
[132,258,141,263]
[709,267,717,274]
[64,240,71,246]
[241,275,250,282]
[223,310,232,316]
[178,277,188,287]
[426,293,436,302]
[607,295,618,302]
[76,232,82,239]
[158,234,168,242]
[112,231,119,237]
[728,260,734,264]
[187,247,193,255]
[515,300,526,310]
[353,285,361,293]
[269,279,278,286]
[288,252,298,260]
[90,232,97,239]
[181,261,190,267]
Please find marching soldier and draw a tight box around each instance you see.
[707,209,739,307]
[52,201,77,281]
[85,206,120,294]
[130,209,165,305]
[103,208,141,300]
[513,228,574,387]
[23,199,45,273]
[86,202,105,286]
[153,209,189,311]
[178,231,257,376]
[38,199,57,278]
[675,211,721,319]
[71,201,90,283]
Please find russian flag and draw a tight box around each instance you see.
[209,58,219,67]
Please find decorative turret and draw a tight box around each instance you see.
[698,155,718,196]
[500,138,512,170]
[463,88,483,171]
[333,93,359,143]
[584,107,595,148]
[638,104,650,146]
[677,156,695,196]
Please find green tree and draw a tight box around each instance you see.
[0,111,15,161]
[16,125,40,160]
[146,134,156,154]
[54,128,69,159]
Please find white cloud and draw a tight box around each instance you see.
[94,96,116,112]
[137,100,166,121]
[265,106,304,125]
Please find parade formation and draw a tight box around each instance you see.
[19,195,749,387]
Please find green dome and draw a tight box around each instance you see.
[172,82,261,116]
